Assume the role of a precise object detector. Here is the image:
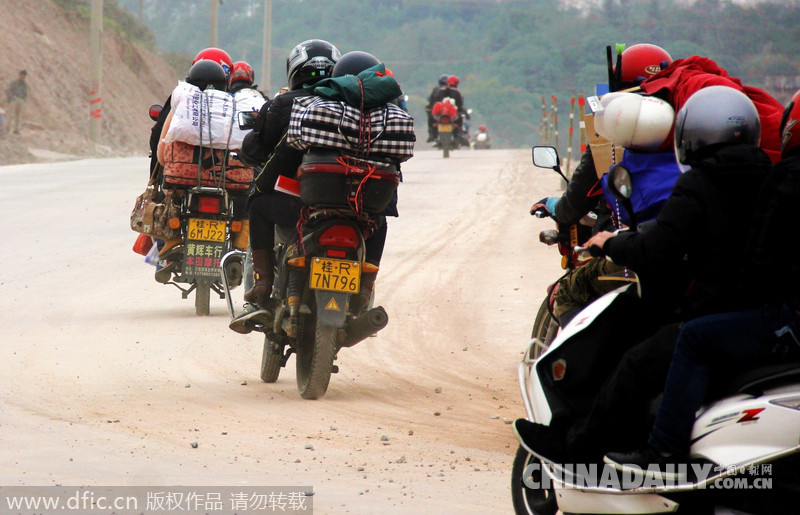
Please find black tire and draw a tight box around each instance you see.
[296,320,337,400]
[194,279,211,316]
[260,335,283,383]
[530,297,559,356]
[511,445,558,515]
[441,132,452,158]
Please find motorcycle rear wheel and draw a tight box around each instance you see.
[194,279,211,316]
[440,132,452,158]
[295,320,336,400]
[511,445,558,515]
[260,335,284,383]
[530,297,559,356]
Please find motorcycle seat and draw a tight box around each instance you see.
[719,361,800,397]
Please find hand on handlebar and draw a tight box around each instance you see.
[529,196,560,218]
[580,231,615,257]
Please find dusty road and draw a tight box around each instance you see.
[0,148,565,513]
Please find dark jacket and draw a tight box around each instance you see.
[553,147,608,228]
[603,144,772,317]
[149,95,172,179]
[240,89,309,194]
[745,153,800,308]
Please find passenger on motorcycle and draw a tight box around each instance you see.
[604,88,800,478]
[228,39,341,333]
[515,85,776,465]
[529,43,674,326]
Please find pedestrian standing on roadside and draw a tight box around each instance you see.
[6,70,28,134]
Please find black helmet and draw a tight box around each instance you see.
[332,51,380,78]
[674,85,761,167]
[187,59,228,92]
[286,39,340,90]
[438,74,449,86]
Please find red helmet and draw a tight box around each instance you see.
[478,125,487,131]
[447,75,459,88]
[618,44,672,85]
[193,47,233,79]
[230,61,255,87]
[780,89,800,158]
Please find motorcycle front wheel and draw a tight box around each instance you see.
[295,318,336,400]
[511,445,558,515]
[530,297,559,355]
[260,335,284,383]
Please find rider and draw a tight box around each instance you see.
[530,42,674,326]
[604,87,800,478]
[228,39,341,333]
[149,47,233,182]
[515,85,775,465]
[426,74,449,142]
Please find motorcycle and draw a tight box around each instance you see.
[432,100,470,158]
[223,112,393,399]
[148,104,246,316]
[472,129,491,150]
[511,162,800,514]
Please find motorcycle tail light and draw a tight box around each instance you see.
[327,249,346,258]
[198,196,221,214]
[318,225,359,249]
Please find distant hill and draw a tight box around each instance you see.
[0,0,178,164]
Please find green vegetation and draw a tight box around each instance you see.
[115,0,800,149]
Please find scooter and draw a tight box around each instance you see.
[512,163,800,514]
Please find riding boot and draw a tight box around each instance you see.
[349,271,377,316]
[244,249,274,307]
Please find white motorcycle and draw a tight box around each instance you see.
[511,161,800,514]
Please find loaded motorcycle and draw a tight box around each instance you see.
[147,105,247,316]
[222,114,395,399]
[511,162,800,514]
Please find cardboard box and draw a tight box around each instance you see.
[584,113,624,179]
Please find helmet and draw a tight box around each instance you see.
[779,89,800,158]
[286,39,340,90]
[478,125,487,131]
[447,75,460,88]
[332,51,380,77]
[193,47,233,79]
[617,43,672,86]
[186,59,228,92]
[230,61,255,87]
[674,85,761,167]
[438,74,449,86]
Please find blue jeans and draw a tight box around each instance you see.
[650,304,800,455]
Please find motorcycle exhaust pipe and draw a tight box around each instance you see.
[340,306,389,348]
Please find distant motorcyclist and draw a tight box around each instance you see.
[425,74,449,142]
[429,75,468,146]
[473,124,490,149]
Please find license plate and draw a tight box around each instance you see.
[439,123,452,133]
[188,218,226,242]
[310,258,361,293]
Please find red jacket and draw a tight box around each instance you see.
[640,56,784,164]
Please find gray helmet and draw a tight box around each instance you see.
[674,85,761,168]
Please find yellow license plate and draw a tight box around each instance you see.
[310,258,361,293]
[188,218,226,242]
[439,123,452,133]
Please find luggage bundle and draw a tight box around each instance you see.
[286,96,415,162]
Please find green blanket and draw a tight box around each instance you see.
[305,63,402,110]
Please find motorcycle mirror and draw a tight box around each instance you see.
[238,111,257,130]
[402,94,409,101]
[532,145,569,186]
[608,164,637,231]
[148,104,162,121]
[467,108,474,115]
